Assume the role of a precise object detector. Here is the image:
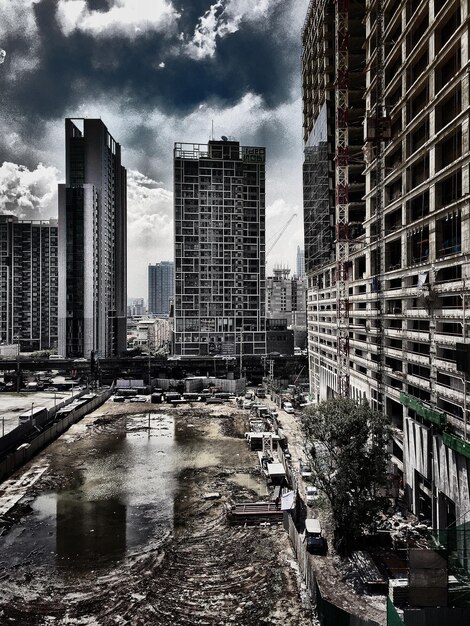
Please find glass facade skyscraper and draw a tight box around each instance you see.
[148,261,174,315]
[58,118,127,358]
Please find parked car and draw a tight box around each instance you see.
[282,401,294,414]
[300,461,313,479]
[306,486,319,506]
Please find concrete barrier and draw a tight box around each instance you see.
[0,387,113,483]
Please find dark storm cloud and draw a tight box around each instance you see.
[1,0,300,125]
[87,0,113,10]
[216,23,299,110]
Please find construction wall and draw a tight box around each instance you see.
[404,417,432,485]
[434,436,470,524]
[0,388,113,482]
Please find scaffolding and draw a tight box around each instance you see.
[374,0,386,414]
[335,0,350,397]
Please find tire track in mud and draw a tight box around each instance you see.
[0,406,312,625]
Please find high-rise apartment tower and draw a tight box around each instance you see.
[58,118,127,358]
[0,215,58,351]
[296,246,305,278]
[148,261,174,315]
[174,139,266,356]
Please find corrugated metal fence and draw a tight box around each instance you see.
[285,512,381,626]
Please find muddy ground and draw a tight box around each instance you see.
[0,400,313,625]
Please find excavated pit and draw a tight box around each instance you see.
[0,401,312,625]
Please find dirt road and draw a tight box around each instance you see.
[0,399,313,625]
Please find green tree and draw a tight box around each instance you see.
[302,397,391,554]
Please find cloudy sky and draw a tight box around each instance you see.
[0,0,308,299]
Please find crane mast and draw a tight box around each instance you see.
[335,0,350,397]
[266,213,297,256]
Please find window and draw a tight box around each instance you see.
[435,46,461,92]
[435,170,462,208]
[435,130,462,171]
[436,211,461,257]
[437,6,460,50]
[435,88,461,131]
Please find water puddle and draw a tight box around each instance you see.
[0,412,246,574]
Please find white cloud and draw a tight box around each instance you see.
[0,162,60,220]
[0,1,42,77]
[126,169,173,275]
[0,0,39,39]
[0,49,6,64]
[186,0,282,59]
[186,1,236,60]
[56,0,180,38]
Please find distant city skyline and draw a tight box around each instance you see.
[0,1,310,298]
[148,261,174,316]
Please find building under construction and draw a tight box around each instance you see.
[303,0,470,539]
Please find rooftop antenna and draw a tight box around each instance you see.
[211,120,214,140]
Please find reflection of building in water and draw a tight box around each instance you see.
[56,496,127,566]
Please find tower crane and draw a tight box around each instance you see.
[266,213,298,257]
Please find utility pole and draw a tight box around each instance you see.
[15,336,20,393]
